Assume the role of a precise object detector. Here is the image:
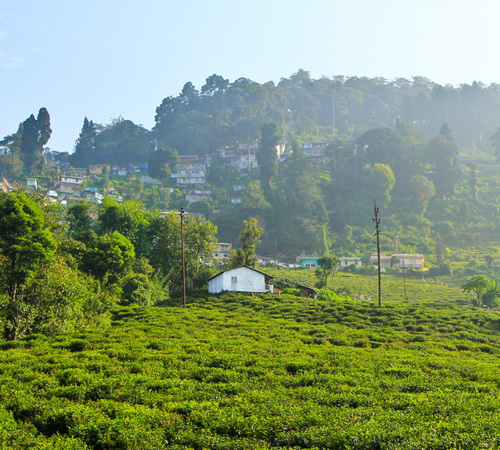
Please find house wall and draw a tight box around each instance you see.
[209,267,269,294]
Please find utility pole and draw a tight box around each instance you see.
[373,199,382,307]
[180,207,186,309]
[402,260,408,301]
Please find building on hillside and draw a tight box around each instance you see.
[178,155,200,165]
[211,243,232,264]
[82,187,104,203]
[53,181,83,201]
[302,142,329,166]
[69,168,88,177]
[297,256,322,268]
[208,266,274,294]
[141,175,161,185]
[297,284,317,299]
[339,257,363,269]
[218,140,259,172]
[111,165,128,176]
[391,254,425,269]
[25,178,38,191]
[88,164,110,176]
[60,175,84,185]
[369,253,425,270]
[46,190,58,202]
[129,163,149,174]
[172,163,206,185]
[185,190,212,203]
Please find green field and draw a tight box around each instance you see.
[2,275,500,449]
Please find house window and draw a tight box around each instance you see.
[231,276,237,284]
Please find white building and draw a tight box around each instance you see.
[339,257,362,269]
[211,243,232,263]
[172,163,206,185]
[208,266,274,294]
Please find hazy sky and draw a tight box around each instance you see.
[1,0,500,152]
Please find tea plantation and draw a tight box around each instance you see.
[2,276,500,449]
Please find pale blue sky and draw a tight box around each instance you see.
[1,0,500,152]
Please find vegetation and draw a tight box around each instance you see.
[0,192,218,341]
[2,287,500,448]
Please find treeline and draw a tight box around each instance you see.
[56,71,500,168]
[0,192,216,340]
[153,71,500,154]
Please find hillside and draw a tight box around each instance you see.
[2,281,500,449]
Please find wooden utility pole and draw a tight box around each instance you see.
[373,199,382,307]
[402,260,408,301]
[180,207,186,309]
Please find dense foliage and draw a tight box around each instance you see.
[2,283,500,449]
[0,192,218,340]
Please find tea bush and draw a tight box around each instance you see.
[1,282,500,448]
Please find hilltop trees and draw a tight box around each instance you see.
[71,117,98,167]
[0,107,53,175]
[70,118,154,166]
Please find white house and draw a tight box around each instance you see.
[208,266,274,294]
[339,257,362,269]
[369,253,425,270]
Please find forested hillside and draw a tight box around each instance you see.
[3,71,500,275]
[152,71,500,153]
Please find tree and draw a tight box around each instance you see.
[19,108,51,174]
[201,74,229,97]
[257,121,281,188]
[0,192,57,339]
[81,231,136,285]
[180,82,200,106]
[37,107,52,148]
[93,119,154,165]
[229,218,263,268]
[462,275,492,307]
[71,117,98,167]
[357,127,401,167]
[0,130,23,176]
[425,124,459,198]
[148,147,179,185]
[66,201,96,246]
[401,174,435,216]
[97,198,153,257]
[20,115,40,174]
[147,213,217,290]
[489,125,500,160]
[315,256,339,289]
[364,163,395,209]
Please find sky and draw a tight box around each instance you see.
[1,0,500,153]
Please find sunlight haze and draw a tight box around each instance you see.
[1,0,500,151]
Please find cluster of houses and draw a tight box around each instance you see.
[207,248,426,298]
[296,253,425,271]
[14,175,120,205]
[173,140,330,204]
[4,139,332,207]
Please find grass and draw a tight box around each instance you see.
[1,277,500,449]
